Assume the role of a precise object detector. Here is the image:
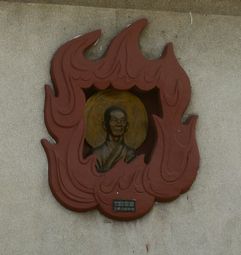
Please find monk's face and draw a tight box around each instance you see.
[107,110,127,137]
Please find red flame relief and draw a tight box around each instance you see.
[41,19,199,220]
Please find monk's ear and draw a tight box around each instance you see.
[125,122,129,131]
[102,121,106,131]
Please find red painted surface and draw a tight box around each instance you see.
[41,19,199,220]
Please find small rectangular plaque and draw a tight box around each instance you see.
[113,200,136,212]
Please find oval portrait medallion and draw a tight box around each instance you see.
[84,89,148,172]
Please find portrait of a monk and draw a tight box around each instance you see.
[93,106,135,172]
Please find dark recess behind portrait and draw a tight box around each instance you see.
[83,86,162,163]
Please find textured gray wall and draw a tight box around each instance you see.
[0,1,241,255]
[2,0,241,16]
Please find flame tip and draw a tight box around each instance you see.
[161,42,175,59]
[41,138,49,148]
[137,18,148,24]
[166,42,174,51]
[126,18,148,31]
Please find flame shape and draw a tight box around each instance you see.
[42,19,199,220]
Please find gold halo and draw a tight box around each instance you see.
[84,89,148,149]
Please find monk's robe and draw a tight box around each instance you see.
[93,137,135,172]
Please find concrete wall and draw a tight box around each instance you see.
[0,1,241,254]
[2,0,241,16]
